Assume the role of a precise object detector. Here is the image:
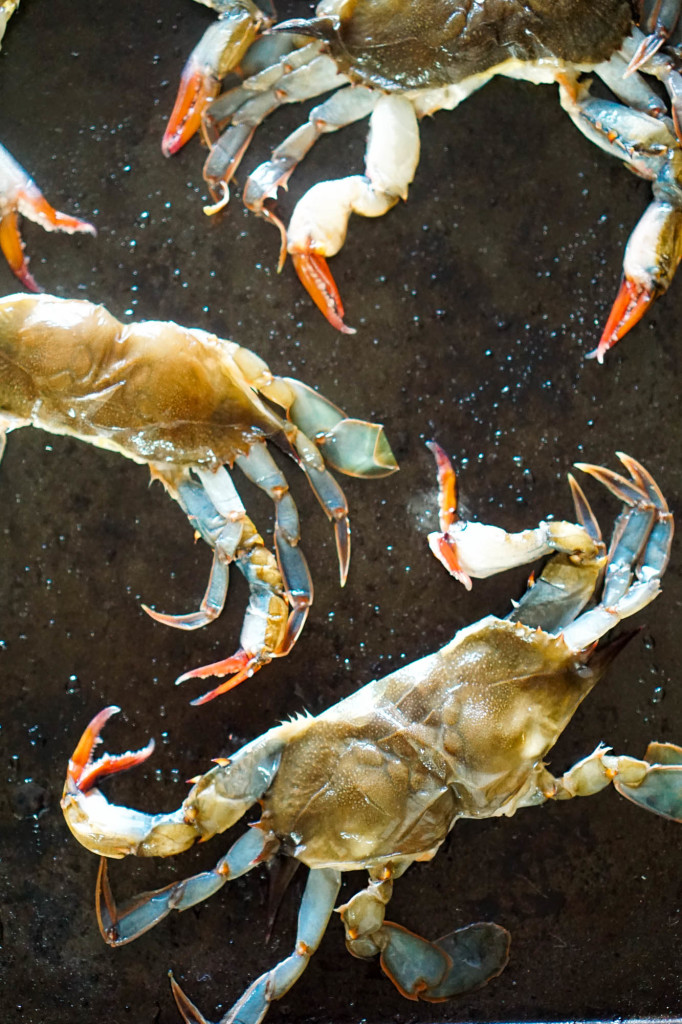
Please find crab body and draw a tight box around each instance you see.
[0,293,397,702]
[165,0,682,356]
[62,454,682,1024]
[316,0,639,90]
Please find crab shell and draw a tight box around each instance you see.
[315,0,639,90]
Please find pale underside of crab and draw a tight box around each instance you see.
[61,452,680,1024]
[164,0,682,360]
[0,293,397,703]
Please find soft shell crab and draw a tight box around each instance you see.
[0,293,396,701]
[62,453,680,1024]
[165,0,682,358]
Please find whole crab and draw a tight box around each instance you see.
[0,1,95,288]
[61,453,681,1024]
[0,293,397,701]
[165,0,682,358]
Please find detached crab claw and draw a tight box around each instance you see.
[0,143,95,290]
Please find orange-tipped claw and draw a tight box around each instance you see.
[0,171,95,291]
[426,441,458,532]
[427,532,473,590]
[162,63,220,157]
[0,210,40,291]
[590,276,656,363]
[67,706,155,793]
[176,648,259,706]
[291,250,356,334]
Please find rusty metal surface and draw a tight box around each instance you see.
[0,1,681,1022]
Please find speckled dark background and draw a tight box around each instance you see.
[0,2,681,1022]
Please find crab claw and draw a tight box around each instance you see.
[61,708,204,860]
[591,198,682,362]
[162,3,268,157]
[592,275,657,362]
[291,249,356,334]
[175,647,263,706]
[425,442,472,590]
[65,706,155,794]
[0,143,96,290]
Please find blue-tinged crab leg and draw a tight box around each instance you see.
[96,826,274,946]
[143,466,246,630]
[532,741,682,825]
[618,30,682,140]
[559,458,673,651]
[198,41,323,206]
[575,453,673,607]
[596,53,668,119]
[339,862,509,1001]
[171,867,341,1024]
[0,143,95,291]
[615,741,682,820]
[162,0,271,157]
[243,86,379,265]
[235,441,301,543]
[625,0,682,74]
[202,49,347,208]
[558,76,682,359]
[201,41,324,139]
[141,464,296,704]
[379,921,510,1001]
[283,378,397,479]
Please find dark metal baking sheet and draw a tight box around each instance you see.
[0,2,680,1022]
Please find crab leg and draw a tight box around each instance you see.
[561,457,673,651]
[143,466,246,630]
[626,0,682,74]
[202,51,347,207]
[533,741,682,824]
[339,863,510,1001]
[272,420,353,584]
[201,41,324,138]
[142,464,295,704]
[283,377,397,478]
[243,86,379,261]
[286,94,421,332]
[0,143,95,291]
[162,0,270,157]
[559,77,682,359]
[426,444,602,591]
[96,825,274,946]
[596,54,668,119]
[171,867,341,1024]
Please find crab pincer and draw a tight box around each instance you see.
[0,143,95,290]
[162,0,271,157]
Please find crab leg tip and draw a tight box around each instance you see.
[291,251,355,333]
[596,276,656,360]
[162,65,219,158]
